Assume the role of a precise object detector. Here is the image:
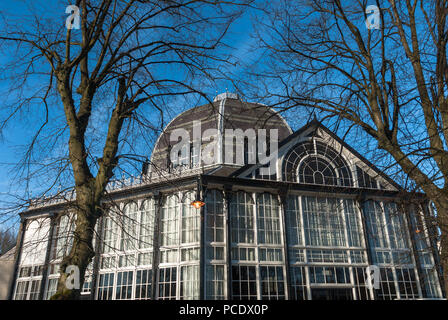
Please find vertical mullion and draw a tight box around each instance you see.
[151,192,162,300]
[199,186,206,300]
[224,187,232,300]
[177,191,182,300]
[380,201,399,299]
[356,197,376,300]
[299,195,311,300]
[279,192,291,300]
[39,214,55,300]
[253,192,260,300]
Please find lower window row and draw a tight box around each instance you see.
[96,265,199,300]
[15,265,434,300]
[207,265,424,300]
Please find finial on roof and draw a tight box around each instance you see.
[213,92,240,102]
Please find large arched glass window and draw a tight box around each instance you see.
[14,217,51,300]
[298,156,337,185]
[282,140,353,186]
[230,192,255,244]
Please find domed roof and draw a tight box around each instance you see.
[150,93,293,173]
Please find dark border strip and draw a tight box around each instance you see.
[202,174,422,199]
[39,213,56,300]
[8,219,27,300]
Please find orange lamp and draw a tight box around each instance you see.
[191,200,205,209]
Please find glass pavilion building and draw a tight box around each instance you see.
[8,93,445,300]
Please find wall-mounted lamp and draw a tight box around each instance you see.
[191,199,205,209]
[190,176,205,209]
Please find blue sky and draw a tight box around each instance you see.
[0,1,410,233]
[0,1,263,230]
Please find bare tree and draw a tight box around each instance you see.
[244,0,448,292]
[0,228,16,255]
[0,0,252,299]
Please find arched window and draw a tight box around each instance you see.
[282,140,353,186]
[298,156,337,185]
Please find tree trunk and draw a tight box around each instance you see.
[50,185,99,300]
[433,199,448,297]
[50,71,124,299]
